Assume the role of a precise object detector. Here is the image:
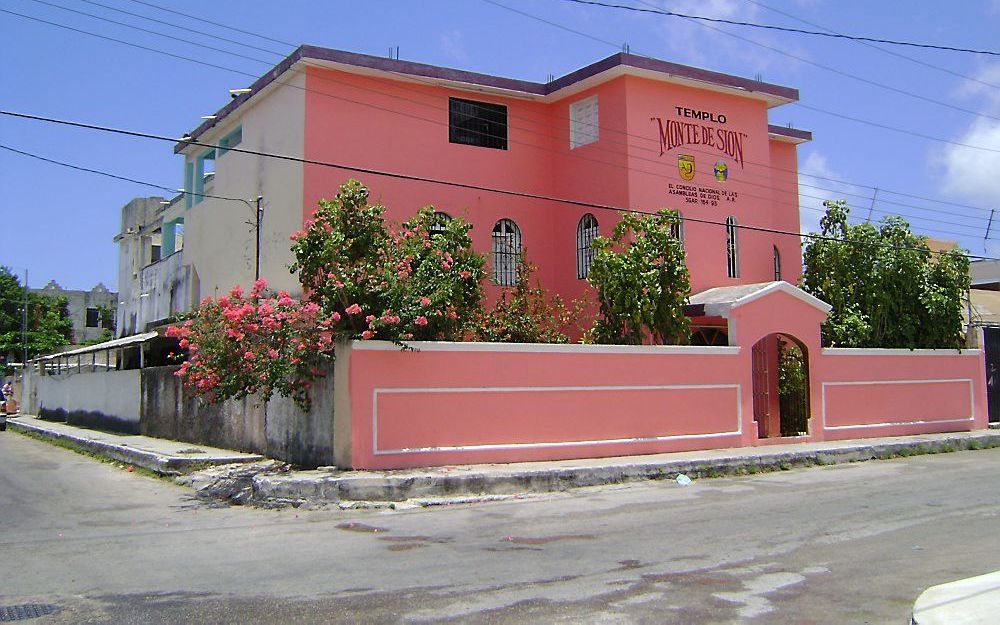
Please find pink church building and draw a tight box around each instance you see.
[158,47,985,469]
[171,46,809,312]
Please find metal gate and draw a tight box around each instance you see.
[751,340,769,438]
[984,327,1000,423]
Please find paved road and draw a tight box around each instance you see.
[2,431,999,624]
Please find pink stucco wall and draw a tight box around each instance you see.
[301,65,805,306]
[817,349,987,439]
[336,284,988,470]
[342,342,748,470]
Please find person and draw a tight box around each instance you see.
[1,381,12,414]
[0,381,6,416]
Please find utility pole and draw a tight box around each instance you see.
[986,209,995,253]
[865,187,879,223]
[22,268,28,369]
[254,195,264,282]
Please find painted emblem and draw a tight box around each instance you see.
[714,160,729,182]
[677,154,695,181]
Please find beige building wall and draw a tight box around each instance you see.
[182,70,306,300]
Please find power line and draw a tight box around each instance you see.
[561,0,1000,57]
[1,109,994,261]
[9,1,997,223]
[0,143,254,206]
[572,0,1000,126]
[743,0,1000,93]
[484,0,1000,211]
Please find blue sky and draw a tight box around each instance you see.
[3,0,1000,290]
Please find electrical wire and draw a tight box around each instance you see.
[0,144,256,207]
[743,0,1000,93]
[561,0,1000,57]
[13,0,997,222]
[1,109,995,261]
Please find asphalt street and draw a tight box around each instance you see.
[2,430,999,624]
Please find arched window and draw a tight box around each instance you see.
[492,219,521,286]
[430,211,452,235]
[670,212,684,244]
[726,216,739,278]
[773,245,782,281]
[576,213,599,279]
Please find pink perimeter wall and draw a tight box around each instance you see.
[333,281,988,470]
[339,342,748,470]
[817,349,987,439]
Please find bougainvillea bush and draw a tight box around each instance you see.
[166,279,333,410]
[473,259,572,343]
[289,180,486,343]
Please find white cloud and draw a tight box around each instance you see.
[954,62,1000,111]
[439,30,466,61]
[798,151,874,236]
[939,119,1000,207]
[639,0,802,73]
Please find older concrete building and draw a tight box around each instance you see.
[114,195,197,337]
[31,281,118,344]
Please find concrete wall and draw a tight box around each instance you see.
[140,365,333,467]
[33,282,118,344]
[181,70,306,300]
[33,369,141,434]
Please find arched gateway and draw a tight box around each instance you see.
[686,281,832,443]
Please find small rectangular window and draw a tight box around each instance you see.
[86,308,99,328]
[570,95,599,149]
[449,98,507,150]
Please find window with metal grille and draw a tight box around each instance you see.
[430,211,452,235]
[492,219,521,285]
[726,216,740,278]
[670,212,685,244]
[576,213,599,279]
[85,307,99,328]
[773,245,782,281]
[449,98,508,150]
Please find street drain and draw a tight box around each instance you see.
[0,604,60,621]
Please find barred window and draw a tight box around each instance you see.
[726,216,740,278]
[492,219,521,286]
[449,98,508,150]
[670,212,684,243]
[576,213,599,279]
[773,245,782,281]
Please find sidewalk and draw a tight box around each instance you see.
[7,414,1000,507]
[7,415,264,475]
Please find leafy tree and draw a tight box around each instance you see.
[586,210,691,345]
[289,180,485,343]
[801,200,970,349]
[0,267,73,371]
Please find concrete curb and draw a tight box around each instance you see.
[7,418,265,475]
[252,431,1000,505]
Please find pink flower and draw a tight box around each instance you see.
[361,330,374,340]
[179,339,190,348]
[459,270,471,279]
[244,351,255,361]
[365,315,376,323]
[267,348,279,359]
[415,316,428,327]
[251,278,268,296]
[230,284,244,298]
[331,312,342,322]
[345,303,362,315]
[420,296,431,306]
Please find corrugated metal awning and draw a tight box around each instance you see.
[35,331,161,361]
